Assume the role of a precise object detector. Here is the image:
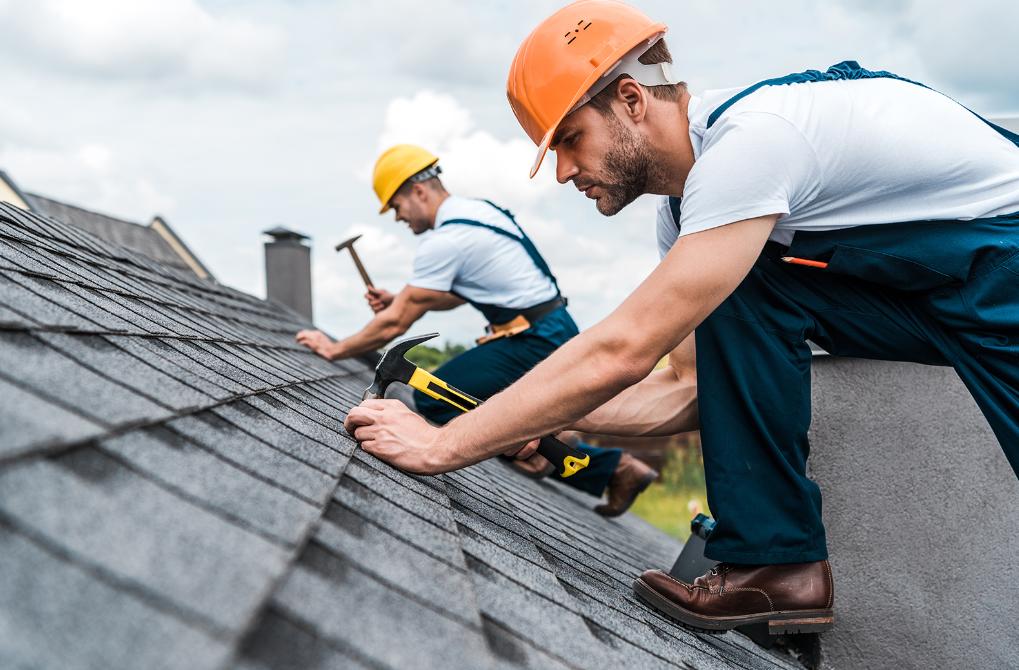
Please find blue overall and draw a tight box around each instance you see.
[413,200,623,496]
[676,62,1019,564]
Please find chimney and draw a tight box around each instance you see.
[263,226,313,321]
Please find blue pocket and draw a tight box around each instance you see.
[822,244,957,291]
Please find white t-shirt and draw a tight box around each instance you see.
[657,76,1019,257]
[409,196,559,308]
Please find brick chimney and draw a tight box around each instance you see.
[263,226,313,321]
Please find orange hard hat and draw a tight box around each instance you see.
[507,0,668,177]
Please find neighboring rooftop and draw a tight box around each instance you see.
[0,202,803,669]
[0,169,213,280]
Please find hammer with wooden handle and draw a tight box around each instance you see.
[335,234,374,288]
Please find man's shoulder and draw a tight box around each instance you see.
[437,196,491,222]
[437,196,512,229]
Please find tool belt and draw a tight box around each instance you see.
[476,296,565,345]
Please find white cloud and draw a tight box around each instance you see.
[0,0,285,88]
[1,142,176,221]
[374,90,557,209]
[902,0,1019,111]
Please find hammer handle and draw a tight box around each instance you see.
[407,368,590,478]
[348,247,374,288]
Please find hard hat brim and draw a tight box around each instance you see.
[530,128,556,179]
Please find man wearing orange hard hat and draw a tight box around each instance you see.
[297,143,659,516]
[345,0,1019,636]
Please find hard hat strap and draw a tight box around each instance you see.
[407,164,442,184]
[569,33,678,114]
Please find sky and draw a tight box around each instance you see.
[1,0,1017,346]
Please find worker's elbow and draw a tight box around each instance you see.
[592,332,658,390]
[379,318,409,342]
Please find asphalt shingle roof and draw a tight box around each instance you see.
[22,192,213,279]
[0,201,802,670]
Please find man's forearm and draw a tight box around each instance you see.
[572,365,699,436]
[331,318,404,359]
[435,320,655,466]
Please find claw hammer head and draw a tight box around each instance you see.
[334,234,362,252]
[362,332,438,401]
[335,234,375,288]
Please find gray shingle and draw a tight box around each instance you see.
[244,394,347,446]
[164,339,265,391]
[100,426,320,546]
[463,549,620,670]
[344,458,456,530]
[455,516,564,602]
[0,376,104,460]
[479,615,576,670]
[213,401,350,475]
[167,411,337,505]
[233,609,374,670]
[314,502,475,620]
[104,291,203,337]
[279,384,350,421]
[0,331,168,427]
[331,480,463,566]
[15,272,139,332]
[0,525,231,670]
[272,545,494,670]
[60,281,164,332]
[201,341,288,385]
[0,271,102,330]
[105,334,236,400]
[347,450,450,504]
[152,336,251,394]
[0,238,67,278]
[36,332,213,411]
[0,451,291,632]
[0,302,38,328]
[266,388,346,432]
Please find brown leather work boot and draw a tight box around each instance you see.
[594,453,658,517]
[633,560,834,634]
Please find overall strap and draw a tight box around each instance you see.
[668,196,683,235]
[441,200,563,297]
[706,60,1019,150]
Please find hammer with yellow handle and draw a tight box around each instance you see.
[361,333,590,477]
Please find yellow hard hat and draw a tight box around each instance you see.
[372,144,440,214]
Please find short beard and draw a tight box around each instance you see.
[594,113,655,216]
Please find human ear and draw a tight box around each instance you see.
[616,78,647,124]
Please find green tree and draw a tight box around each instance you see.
[405,341,468,371]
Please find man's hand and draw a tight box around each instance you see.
[345,399,539,474]
[508,452,553,477]
[296,329,335,359]
[345,399,448,474]
[365,287,395,313]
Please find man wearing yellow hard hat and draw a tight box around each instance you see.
[297,143,658,516]
[344,0,1019,636]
